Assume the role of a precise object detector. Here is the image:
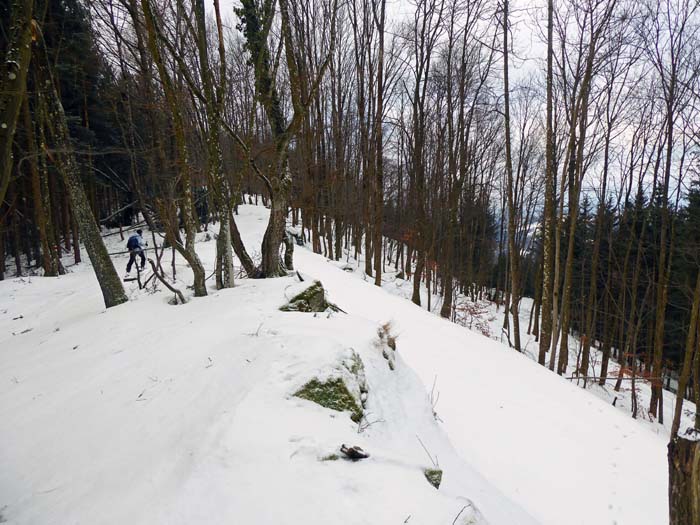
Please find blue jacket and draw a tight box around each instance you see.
[127,234,146,251]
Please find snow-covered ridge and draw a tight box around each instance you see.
[329,236,696,439]
[0,204,670,524]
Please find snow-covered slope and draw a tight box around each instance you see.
[334,249,695,439]
[1,209,534,525]
[292,233,669,525]
[0,204,670,525]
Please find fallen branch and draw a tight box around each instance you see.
[108,245,163,256]
[452,504,471,525]
[148,259,186,304]
[99,201,136,223]
[102,221,147,238]
[566,375,662,382]
[416,435,438,468]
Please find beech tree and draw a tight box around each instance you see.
[236,0,337,277]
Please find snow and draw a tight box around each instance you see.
[335,240,697,440]
[349,249,697,440]
[293,237,670,525]
[0,203,675,525]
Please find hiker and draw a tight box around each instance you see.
[126,229,147,274]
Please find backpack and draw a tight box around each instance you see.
[126,235,140,250]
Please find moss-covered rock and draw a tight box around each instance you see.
[343,350,369,408]
[293,350,368,423]
[424,468,443,489]
[280,280,341,313]
[295,377,363,422]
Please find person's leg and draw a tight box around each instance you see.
[126,251,136,273]
[139,249,146,269]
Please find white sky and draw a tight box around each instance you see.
[214,0,548,79]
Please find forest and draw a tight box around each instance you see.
[1,0,699,520]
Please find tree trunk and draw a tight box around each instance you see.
[580,149,609,382]
[142,0,207,296]
[283,231,294,271]
[651,62,680,420]
[671,272,700,437]
[372,0,386,287]
[538,0,555,366]
[668,436,700,525]
[260,175,291,277]
[36,42,127,308]
[194,0,235,289]
[71,211,81,264]
[412,252,424,306]
[0,0,33,207]
[695,328,700,431]
[502,0,521,352]
[230,208,256,277]
[0,222,5,280]
[23,98,57,276]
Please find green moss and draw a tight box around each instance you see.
[424,468,443,489]
[280,281,342,313]
[279,300,311,312]
[320,453,340,461]
[294,377,363,422]
[280,281,326,312]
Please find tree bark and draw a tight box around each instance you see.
[0,0,33,207]
[671,271,700,437]
[502,0,521,352]
[538,0,555,365]
[372,0,386,287]
[142,0,207,296]
[23,96,57,276]
[193,0,234,289]
[35,36,127,308]
[668,436,700,525]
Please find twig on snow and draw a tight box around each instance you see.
[148,259,186,304]
[416,435,438,468]
[452,504,471,525]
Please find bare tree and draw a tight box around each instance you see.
[0,0,33,206]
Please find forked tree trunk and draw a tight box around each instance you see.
[142,0,207,296]
[193,0,234,289]
[238,0,330,278]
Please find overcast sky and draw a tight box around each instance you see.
[213,0,547,80]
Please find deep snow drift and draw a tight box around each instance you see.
[0,204,672,524]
